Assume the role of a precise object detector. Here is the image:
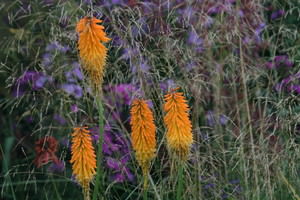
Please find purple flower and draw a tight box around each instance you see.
[219,114,229,125]
[203,16,214,28]
[203,183,215,189]
[271,9,285,20]
[12,71,44,97]
[46,41,70,53]
[112,173,126,183]
[254,23,266,42]
[72,66,84,80]
[187,29,203,46]
[267,55,293,69]
[41,53,53,67]
[71,104,79,113]
[206,111,216,126]
[288,85,300,94]
[159,79,176,92]
[48,161,65,173]
[34,75,52,89]
[106,157,121,170]
[61,84,83,99]
[53,114,67,125]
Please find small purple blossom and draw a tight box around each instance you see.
[48,161,65,173]
[159,79,176,92]
[12,71,45,97]
[187,29,203,46]
[271,9,285,20]
[46,41,70,53]
[53,114,67,125]
[61,84,83,99]
[219,114,229,125]
[71,104,79,113]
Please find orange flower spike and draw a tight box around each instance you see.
[130,99,156,187]
[76,17,110,88]
[164,90,193,160]
[70,127,96,199]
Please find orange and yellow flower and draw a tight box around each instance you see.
[70,127,96,197]
[130,99,156,187]
[76,17,110,90]
[164,89,193,160]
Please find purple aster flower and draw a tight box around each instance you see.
[284,60,293,67]
[71,104,79,113]
[206,111,216,126]
[203,16,214,28]
[208,5,222,15]
[265,61,275,69]
[274,55,288,63]
[203,183,215,189]
[72,66,84,80]
[187,29,203,46]
[48,161,65,173]
[271,9,285,20]
[65,71,76,82]
[159,79,176,92]
[289,85,300,94]
[46,42,60,52]
[61,84,83,99]
[219,114,229,125]
[106,157,121,170]
[112,173,126,183]
[254,23,266,42]
[186,62,197,72]
[53,114,67,125]
[140,62,150,72]
[41,53,53,67]
[34,75,50,89]
[46,41,70,53]
[123,166,134,181]
[238,9,245,17]
[12,70,44,97]
[60,137,70,149]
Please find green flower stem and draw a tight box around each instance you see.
[176,162,184,200]
[92,98,104,200]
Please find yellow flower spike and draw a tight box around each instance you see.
[76,17,111,91]
[70,127,96,200]
[164,89,193,161]
[130,99,156,188]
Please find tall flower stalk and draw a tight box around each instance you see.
[70,127,96,200]
[76,16,110,200]
[130,99,156,190]
[163,88,193,200]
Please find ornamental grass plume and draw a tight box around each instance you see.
[76,17,110,91]
[130,99,156,188]
[164,88,193,161]
[70,127,96,200]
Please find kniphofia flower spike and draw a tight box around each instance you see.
[164,88,193,160]
[70,127,96,200]
[130,99,156,188]
[76,17,110,91]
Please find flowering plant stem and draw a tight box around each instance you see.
[143,186,148,200]
[92,97,104,200]
[176,163,184,200]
